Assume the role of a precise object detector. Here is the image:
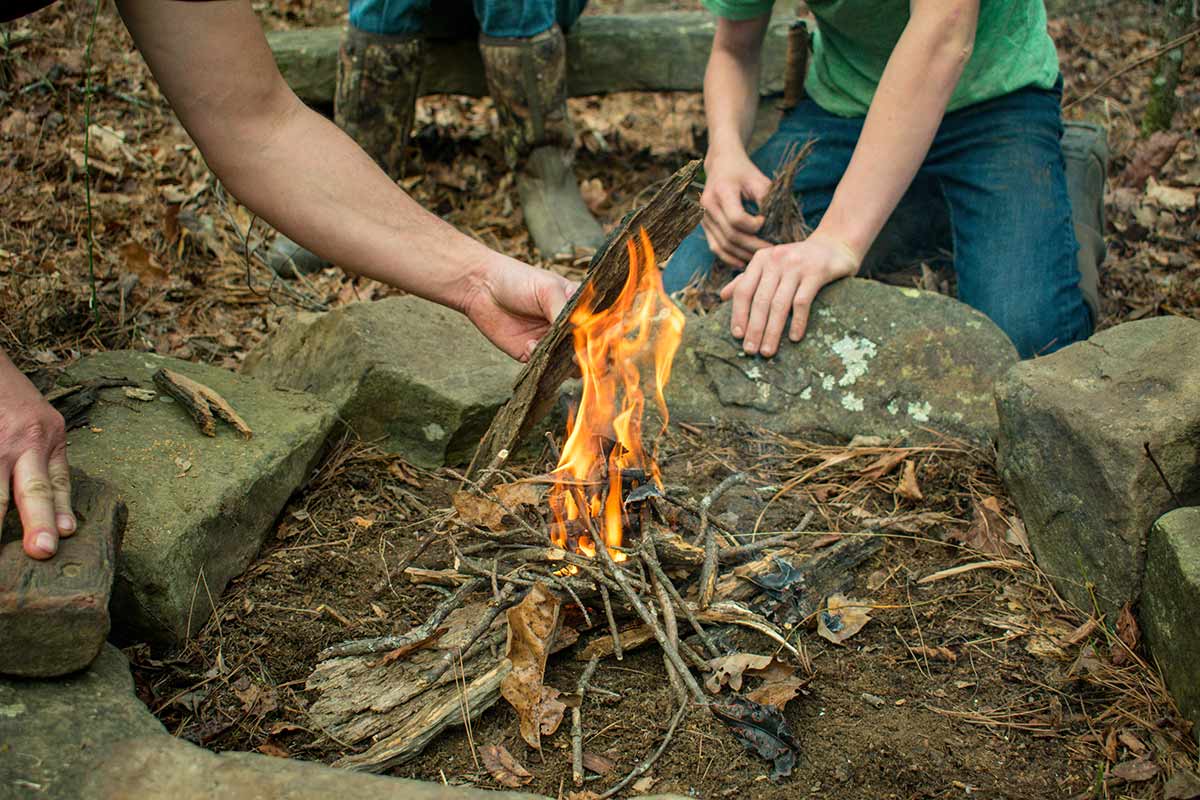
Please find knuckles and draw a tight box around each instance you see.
[0,411,66,455]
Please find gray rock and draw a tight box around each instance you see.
[244,297,519,468]
[0,472,125,677]
[1140,507,1200,745]
[0,644,553,799]
[996,316,1200,616]
[665,278,1018,444]
[62,351,337,645]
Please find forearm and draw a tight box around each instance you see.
[704,16,769,162]
[817,3,977,262]
[204,100,494,312]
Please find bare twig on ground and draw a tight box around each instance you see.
[598,701,689,799]
[572,655,601,787]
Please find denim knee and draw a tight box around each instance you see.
[663,226,714,295]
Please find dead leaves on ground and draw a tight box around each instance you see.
[479,744,534,788]
[947,496,1030,559]
[453,481,548,532]
[817,594,873,645]
[500,583,567,750]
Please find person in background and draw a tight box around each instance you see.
[270,0,605,274]
[0,0,577,561]
[663,0,1105,360]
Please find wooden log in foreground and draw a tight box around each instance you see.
[466,159,703,480]
[267,12,789,106]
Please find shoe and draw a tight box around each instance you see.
[479,25,605,261]
[270,27,424,276]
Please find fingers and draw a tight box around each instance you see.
[758,270,803,357]
[700,184,772,267]
[14,448,60,560]
[47,448,75,539]
[789,279,821,343]
[742,269,782,355]
[723,259,761,340]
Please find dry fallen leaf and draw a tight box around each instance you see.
[1164,769,1200,800]
[861,450,907,481]
[120,241,169,284]
[746,676,808,709]
[949,496,1014,558]
[910,645,957,663]
[705,653,773,693]
[256,740,289,758]
[494,481,547,509]
[582,752,615,776]
[896,460,923,501]
[1145,177,1197,212]
[631,776,656,793]
[349,515,374,529]
[452,491,506,531]
[818,594,873,645]
[1112,603,1140,667]
[478,744,533,788]
[1119,131,1183,187]
[123,387,156,402]
[500,582,564,749]
[1111,757,1160,783]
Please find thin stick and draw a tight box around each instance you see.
[642,538,720,659]
[319,577,484,659]
[424,584,516,687]
[593,533,708,706]
[598,701,688,799]
[598,581,623,661]
[549,570,593,628]
[572,655,601,787]
[1064,26,1200,111]
[1143,441,1183,508]
[650,565,686,702]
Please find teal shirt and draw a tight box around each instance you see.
[703,0,1061,118]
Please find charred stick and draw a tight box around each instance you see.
[598,700,689,800]
[598,581,623,661]
[320,577,485,659]
[593,533,707,706]
[641,544,720,659]
[423,584,516,687]
[717,532,803,563]
[572,655,601,787]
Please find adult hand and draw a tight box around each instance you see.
[700,149,773,268]
[721,231,860,357]
[0,354,75,559]
[461,255,579,362]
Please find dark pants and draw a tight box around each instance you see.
[664,80,1094,358]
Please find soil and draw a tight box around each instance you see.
[3,0,1198,798]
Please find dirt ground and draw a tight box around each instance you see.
[2,1,1199,798]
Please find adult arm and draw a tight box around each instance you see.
[726,0,980,356]
[700,14,775,267]
[0,349,74,559]
[114,0,574,362]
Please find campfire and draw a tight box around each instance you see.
[549,228,684,564]
[302,163,884,791]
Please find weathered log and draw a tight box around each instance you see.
[466,159,703,480]
[267,13,789,107]
[715,534,885,613]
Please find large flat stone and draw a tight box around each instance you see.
[62,351,337,646]
[1140,507,1200,745]
[244,297,520,468]
[0,472,126,677]
[665,278,1018,444]
[996,316,1200,616]
[0,644,685,799]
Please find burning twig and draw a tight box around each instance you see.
[571,655,601,787]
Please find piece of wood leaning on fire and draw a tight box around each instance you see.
[0,0,576,563]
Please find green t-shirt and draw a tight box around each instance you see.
[703,0,1061,118]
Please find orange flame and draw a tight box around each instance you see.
[549,228,685,561]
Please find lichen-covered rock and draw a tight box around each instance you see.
[665,278,1017,444]
[1141,507,1200,745]
[996,316,1200,617]
[63,352,337,645]
[244,297,520,469]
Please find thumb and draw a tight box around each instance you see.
[746,169,772,205]
[543,275,578,322]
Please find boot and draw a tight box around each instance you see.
[268,27,423,279]
[1062,121,1108,326]
[479,25,605,261]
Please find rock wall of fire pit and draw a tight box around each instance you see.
[244,297,521,468]
[665,277,1017,444]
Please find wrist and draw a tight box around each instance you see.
[807,228,862,279]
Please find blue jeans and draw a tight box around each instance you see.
[665,82,1093,358]
[349,0,586,38]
